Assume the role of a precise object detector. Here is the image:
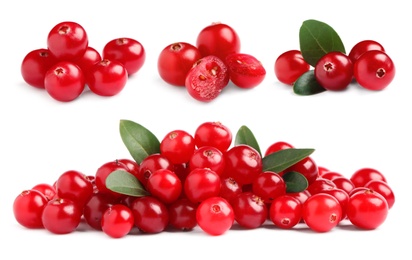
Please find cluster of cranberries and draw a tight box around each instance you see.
[275,40,395,91]
[13,121,395,237]
[157,22,266,102]
[21,21,145,102]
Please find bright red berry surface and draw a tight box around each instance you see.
[87,59,128,96]
[13,190,48,229]
[231,192,267,229]
[350,167,387,188]
[188,146,225,176]
[184,168,221,203]
[101,204,134,238]
[275,50,310,85]
[131,196,169,233]
[55,170,94,208]
[160,129,196,165]
[194,121,232,153]
[196,196,234,236]
[225,53,266,88]
[269,195,302,229]
[314,51,353,91]
[348,40,385,64]
[21,48,57,88]
[146,169,182,204]
[41,198,82,234]
[302,193,342,232]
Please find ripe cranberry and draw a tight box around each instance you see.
[31,183,56,201]
[131,196,169,233]
[320,188,349,221]
[95,160,130,198]
[264,141,294,157]
[321,171,343,180]
[146,169,182,204]
[87,59,128,96]
[55,170,94,208]
[101,204,134,238]
[160,129,196,165]
[47,21,88,61]
[188,146,226,176]
[194,121,232,153]
[231,192,267,229]
[74,46,101,76]
[269,195,302,229]
[275,50,310,85]
[196,196,234,236]
[44,61,85,102]
[103,37,146,76]
[184,168,221,203]
[42,198,82,234]
[252,171,286,203]
[157,42,202,86]
[137,153,174,187]
[365,180,395,209]
[225,53,266,89]
[219,177,242,203]
[306,178,336,195]
[13,189,48,229]
[331,176,355,195]
[196,22,241,62]
[83,192,117,230]
[168,198,198,231]
[353,50,395,91]
[117,158,140,177]
[284,157,318,185]
[314,51,353,91]
[21,48,57,88]
[302,193,342,232]
[185,55,229,102]
[348,40,385,64]
[350,167,387,188]
[224,144,262,186]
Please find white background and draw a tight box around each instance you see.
[1,0,410,259]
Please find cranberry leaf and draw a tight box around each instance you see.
[299,19,346,66]
[106,170,148,197]
[262,148,315,173]
[235,125,262,156]
[282,171,308,193]
[119,119,160,164]
[293,70,327,95]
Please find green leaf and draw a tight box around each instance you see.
[235,125,262,156]
[106,170,148,197]
[119,119,160,164]
[299,19,346,66]
[282,171,309,193]
[293,70,326,95]
[262,148,315,173]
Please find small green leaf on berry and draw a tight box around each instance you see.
[299,19,346,66]
[282,171,309,193]
[293,70,326,95]
[235,125,262,156]
[262,148,315,173]
[119,119,160,164]
[106,170,148,197]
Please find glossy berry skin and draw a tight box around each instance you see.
[264,141,294,157]
[320,188,349,221]
[365,180,395,209]
[194,121,232,153]
[42,198,82,234]
[21,48,57,88]
[275,50,310,85]
[157,42,202,86]
[188,146,225,176]
[350,167,387,188]
[184,168,221,203]
[55,170,94,208]
[103,37,145,76]
[44,61,85,102]
[95,160,130,198]
[252,171,286,203]
[331,176,355,195]
[131,196,169,233]
[224,144,262,186]
[185,55,229,102]
[269,195,302,229]
[168,198,198,231]
[302,193,342,232]
[160,130,196,165]
[87,59,128,96]
[284,157,318,185]
[47,21,88,61]
[347,189,388,230]
[118,158,140,177]
[306,178,336,195]
[146,169,182,204]
[101,204,134,238]
[348,40,385,64]
[83,192,117,230]
[196,22,241,62]
[31,183,56,201]
[75,46,101,76]
[353,50,395,90]
[138,153,174,187]
[314,51,353,91]
[13,190,48,229]
[196,196,234,236]
[219,177,242,203]
[231,192,267,229]
[225,53,266,88]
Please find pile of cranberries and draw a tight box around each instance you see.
[13,121,395,237]
[21,21,145,102]
[275,40,395,91]
[157,22,267,102]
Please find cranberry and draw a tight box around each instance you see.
[196,196,234,236]
[42,198,82,234]
[131,196,169,234]
[13,189,48,229]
